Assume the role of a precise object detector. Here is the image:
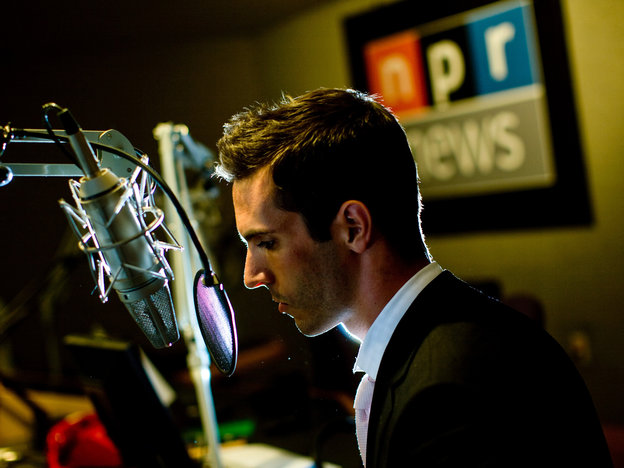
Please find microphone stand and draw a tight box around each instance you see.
[2,124,225,467]
[153,123,223,468]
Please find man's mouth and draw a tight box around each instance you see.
[271,295,289,313]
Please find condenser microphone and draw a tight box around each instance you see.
[58,108,180,348]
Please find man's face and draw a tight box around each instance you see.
[232,167,353,336]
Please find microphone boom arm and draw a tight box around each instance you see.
[2,128,139,179]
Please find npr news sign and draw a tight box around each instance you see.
[346,0,591,232]
[364,1,553,199]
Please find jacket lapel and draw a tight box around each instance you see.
[365,271,459,465]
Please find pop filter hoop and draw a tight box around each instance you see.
[194,269,238,376]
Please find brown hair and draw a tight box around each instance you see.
[216,88,428,261]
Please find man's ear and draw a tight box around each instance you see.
[334,200,372,254]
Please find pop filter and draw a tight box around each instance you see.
[194,269,238,376]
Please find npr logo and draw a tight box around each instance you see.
[365,3,539,113]
[364,2,554,198]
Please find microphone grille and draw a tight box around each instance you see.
[126,285,180,349]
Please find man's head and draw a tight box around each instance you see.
[217,88,430,338]
[216,88,429,262]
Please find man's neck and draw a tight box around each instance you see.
[343,254,430,341]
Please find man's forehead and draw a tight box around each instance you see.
[232,166,274,208]
[232,167,283,236]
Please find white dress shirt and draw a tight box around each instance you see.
[352,262,443,465]
[353,261,443,380]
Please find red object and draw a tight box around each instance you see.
[364,29,429,118]
[46,413,123,468]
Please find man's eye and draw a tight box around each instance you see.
[257,240,275,250]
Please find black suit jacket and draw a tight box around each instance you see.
[366,271,612,467]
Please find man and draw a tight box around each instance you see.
[215,88,612,467]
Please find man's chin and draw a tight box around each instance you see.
[292,317,337,338]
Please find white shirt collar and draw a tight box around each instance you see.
[353,262,443,380]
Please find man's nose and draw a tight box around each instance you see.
[243,250,272,289]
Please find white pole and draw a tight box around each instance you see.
[154,123,223,468]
